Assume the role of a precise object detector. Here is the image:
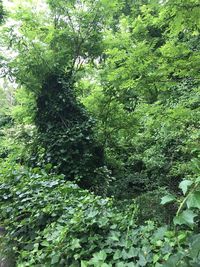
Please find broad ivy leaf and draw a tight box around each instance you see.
[189,234,200,258]
[161,195,175,205]
[163,253,182,267]
[81,261,88,267]
[121,247,139,260]
[179,180,193,195]
[127,247,138,258]
[153,226,168,240]
[71,238,81,250]
[122,249,129,260]
[87,210,98,218]
[113,250,122,260]
[190,159,200,173]
[173,210,197,227]
[51,255,60,264]
[109,231,120,242]
[90,250,107,264]
[186,192,200,209]
[138,254,147,266]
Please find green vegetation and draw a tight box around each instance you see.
[0,0,4,24]
[0,0,200,266]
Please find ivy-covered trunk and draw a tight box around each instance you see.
[30,74,105,191]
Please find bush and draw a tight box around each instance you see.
[135,189,177,225]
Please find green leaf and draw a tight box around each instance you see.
[126,247,138,258]
[153,254,159,264]
[109,231,120,242]
[161,195,175,205]
[81,261,88,267]
[186,192,200,209]
[177,232,187,242]
[138,254,147,266]
[189,234,200,258]
[98,250,107,261]
[153,226,168,240]
[90,250,107,264]
[179,180,193,195]
[163,254,182,267]
[122,249,129,260]
[113,250,122,260]
[51,255,60,264]
[71,238,81,250]
[173,210,197,226]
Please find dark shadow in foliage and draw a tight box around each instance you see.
[0,0,5,24]
[30,74,105,192]
[0,227,15,267]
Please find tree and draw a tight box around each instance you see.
[2,0,121,192]
[79,0,200,197]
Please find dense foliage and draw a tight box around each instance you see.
[30,74,105,191]
[0,163,200,266]
[0,0,4,24]
[0,0,200,266]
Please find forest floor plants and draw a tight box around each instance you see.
[0,162,199,266]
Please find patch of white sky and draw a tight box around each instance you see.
[3,0,49,36]
[4,0,48,12]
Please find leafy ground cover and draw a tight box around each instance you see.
[0,162,200,266]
